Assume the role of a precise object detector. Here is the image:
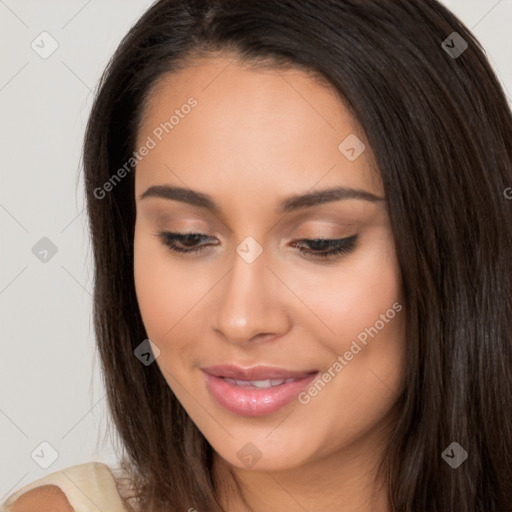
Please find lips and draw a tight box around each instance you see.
[201,364,317,381]
[201,364,319,416]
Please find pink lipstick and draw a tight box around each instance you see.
[201,364,318,417]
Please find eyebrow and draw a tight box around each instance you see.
[139,185,384,214]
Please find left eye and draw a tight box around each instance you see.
[156,232,358,259]
[157,232,214,254]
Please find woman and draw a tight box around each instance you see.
[3,0,511,511]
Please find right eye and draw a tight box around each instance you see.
[291,234,358,260]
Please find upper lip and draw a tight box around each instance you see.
[201,364,318,381]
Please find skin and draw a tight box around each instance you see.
[9,485,74,512]
[133,54,406,512]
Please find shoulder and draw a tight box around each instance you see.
[1,461,140,512]
[4,485,73,512]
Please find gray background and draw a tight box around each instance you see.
[1,0,511,500]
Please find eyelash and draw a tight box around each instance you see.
[156,232,358,260]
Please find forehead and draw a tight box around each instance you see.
[134,56,383,205]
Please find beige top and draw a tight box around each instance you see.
[0,462,141,512]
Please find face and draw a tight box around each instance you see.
[133,55,406,473]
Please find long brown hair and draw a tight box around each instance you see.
[83,1,512,510]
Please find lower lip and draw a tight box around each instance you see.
[202,370,318,417]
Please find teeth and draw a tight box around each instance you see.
[224,378,250,386]
[251,379,273,388]
[223,377,297,388]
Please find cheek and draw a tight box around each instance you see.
[133,226,220,350]
[292,233,406,408]
[133,228,184,341]
[300,238,406,427]
[293,234,403,349]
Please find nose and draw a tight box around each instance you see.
[211,247,291,346]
